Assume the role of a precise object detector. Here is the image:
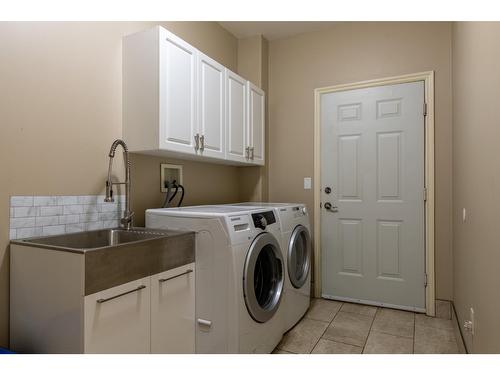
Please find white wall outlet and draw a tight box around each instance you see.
[462,208,467,223]
[304,177,312,190]
[160,164,183,192]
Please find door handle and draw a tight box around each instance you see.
[324,202,338,212]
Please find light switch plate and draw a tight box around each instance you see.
[304,177,312,190]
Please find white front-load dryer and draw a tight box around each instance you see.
[145,205,285,353]
[225,203,312,332]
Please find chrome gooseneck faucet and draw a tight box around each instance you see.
[105,139,134,230]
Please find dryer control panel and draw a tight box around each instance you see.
[251,211,276,230]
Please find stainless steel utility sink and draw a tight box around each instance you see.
[18,228,170,251]
[12,227,195,295]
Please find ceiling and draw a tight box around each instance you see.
[218,21,337,41]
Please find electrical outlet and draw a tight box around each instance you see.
[160,164,183,192]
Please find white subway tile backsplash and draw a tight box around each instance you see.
[86,221,103,231]
[10,217,36,229]
[100,203,119,212]
[33,196,57,206]
[77,195,98,205]
[9,194,124,240]
[39,206,63,216]
[98,212,120,221]
[11,196,34,207]
[17,227,43,239]
[42,225,66,236]
[82,205,99,214]
[13,206,38,218]
[79,213,99,223]
[57,196,78,205]
[102,220,119,229]
[59,214,80,225]
[35,216,59,227]
[63,205,84,215]
[65,223,86,233]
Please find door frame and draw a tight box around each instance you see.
[313,71,435,316]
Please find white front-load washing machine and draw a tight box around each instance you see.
[226,203,312,332]
[145,205,285,353]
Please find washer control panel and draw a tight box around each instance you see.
[251,211,276,230]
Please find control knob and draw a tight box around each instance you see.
[255,214,267,230]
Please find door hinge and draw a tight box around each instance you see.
[424,273,428,288]
[423,103,428,117]
[423,187,428,202]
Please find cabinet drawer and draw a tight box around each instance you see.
[151,263,195,353]
[84,276,150,353]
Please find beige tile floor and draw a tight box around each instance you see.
[274,298,460,354]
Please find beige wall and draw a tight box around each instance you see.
[267,22,453,300]
[452,22,500,353]
[0,21,239,347]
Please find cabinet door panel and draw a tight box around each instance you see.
[248,83,265,165]
[226,70,248,163]
[151,263,195,354]
[84,277,150,354]
[160,29,197,154]
[198,53,225,159]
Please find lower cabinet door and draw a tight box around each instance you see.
[84,277,151,353]
[151,263,195,353]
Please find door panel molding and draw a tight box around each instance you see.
[313,71,435,316]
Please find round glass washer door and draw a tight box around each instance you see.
[243,232,284,323]
[288,225,311,289]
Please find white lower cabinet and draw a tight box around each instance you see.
[83,264,195,354]
[84,276,151,354]
[151,263,195,353]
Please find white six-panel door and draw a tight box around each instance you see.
[225,70,248,163]
[320,81,425,311]
[159,29,198,154]
[198,53,225,159]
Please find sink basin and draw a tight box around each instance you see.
[11,227,195,296]
[18,228,175,251]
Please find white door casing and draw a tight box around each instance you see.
[225,70,248,163]
[198,52,225,159]
[159,29,198,154]
[320,81,426,312]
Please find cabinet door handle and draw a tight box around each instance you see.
[96,285,146,304]
[250,147,254,160]
[197,318,212,328]
[194,134,200,151]
[200,135,205,151]
[245,146,250,159]
[159,269,193,283]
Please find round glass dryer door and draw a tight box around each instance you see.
[243,232,284,323]
[287,225,311,289]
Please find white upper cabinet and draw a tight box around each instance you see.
[198,53,225,159]
[123,26,265,166]
[247,82,265,165]
[225,70,248,164]
[160,29,198,154]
